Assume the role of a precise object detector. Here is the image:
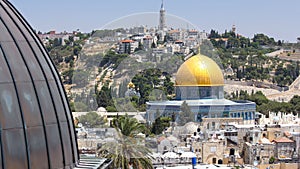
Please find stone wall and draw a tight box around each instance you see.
[202,118,243,130]
[258,163,299,169]
[202,140,226,164]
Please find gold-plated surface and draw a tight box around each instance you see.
[127,81,135,88]
[175,53,224,86]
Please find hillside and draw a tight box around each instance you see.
[45,29,300,114]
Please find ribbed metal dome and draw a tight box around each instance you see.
[0,0,78,168]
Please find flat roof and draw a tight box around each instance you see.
[155,164,233,169]
[147,99,255,107]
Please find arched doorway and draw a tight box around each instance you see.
[212,158,217,164]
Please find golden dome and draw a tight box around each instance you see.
[175,53,224,86]
[128,82,135,88]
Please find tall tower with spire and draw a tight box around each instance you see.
[159,0,167,31]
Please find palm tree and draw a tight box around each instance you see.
[113,114,148,137]
[98,114,153,169]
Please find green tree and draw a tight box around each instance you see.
[69,102,76,112]
[112,114,148,137]
[96,85,114,108]
[208,29,221,38]
[98,114,153,169]
[73,46,82,56]
[131,68,174,107]
[178,101,194,126]
[106,106,117,112]
[73,102,88,112]
[289,95,300,114]
[98,133,153,169]
[61,68,74,84]
[78,111,107,128]
[53,38,61,47]
[249,91,268,106]
[269,156,275,164]
[253,33,275,46]
[100,50,128,69]
[151,116,171,135]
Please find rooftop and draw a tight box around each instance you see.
[121,39,134,43]
[273,137,294,143]
[147,98,255,106]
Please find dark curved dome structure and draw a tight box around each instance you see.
[0,0,78,168]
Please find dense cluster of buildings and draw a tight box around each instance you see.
[98,1,208,57]
[75,39,300,168]
[116,27,207,56]
[75,1,300,169]
[37,30,81,46]
[76,112,300,168]
[3,0,299,168]
[76,110,300,168]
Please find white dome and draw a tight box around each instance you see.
[182,122,199,134]
[97,107,107,112]
[97,107,107,116]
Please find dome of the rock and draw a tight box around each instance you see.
[146,51,256,124]
[175,53,224,87]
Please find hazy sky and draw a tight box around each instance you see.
[9,0,300,42]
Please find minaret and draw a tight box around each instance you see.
[159,0,167,31]
[232,24,236,34]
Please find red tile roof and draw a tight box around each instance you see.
[157,136,166,143]
[273,137,294,143]
[121,39,134,43]
[169,30,180,33]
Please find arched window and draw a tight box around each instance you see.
[212,122,216,130]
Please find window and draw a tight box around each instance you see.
[210,147,217,153]
[212,122,215,129]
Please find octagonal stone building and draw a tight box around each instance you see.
[146,52,257,124]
